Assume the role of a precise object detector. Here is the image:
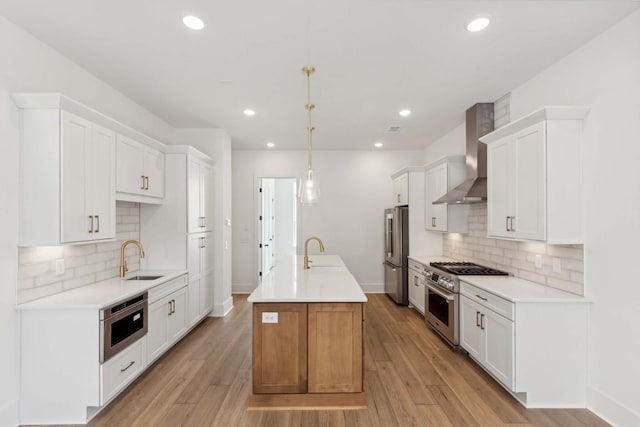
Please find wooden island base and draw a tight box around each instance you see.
[247,392,367,411]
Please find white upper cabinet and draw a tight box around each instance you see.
[15,102,116,245]
[392,172,409,206]
[116,134,165,202]
[481,106,589,243]
[424,157,468,233]
[187,157,214,233]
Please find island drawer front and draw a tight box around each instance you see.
[461,281,515,321]
[100,338,144,404]
[148,274,188,303]
[252,303,308,394]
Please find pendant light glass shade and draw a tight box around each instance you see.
[299,66,319,206]
[299,169,319,206]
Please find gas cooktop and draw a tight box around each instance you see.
[429,262,509,276]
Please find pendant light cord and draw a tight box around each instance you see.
[304,66,315,172]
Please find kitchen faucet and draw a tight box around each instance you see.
[119,240,145,278]
[304,236,325,269]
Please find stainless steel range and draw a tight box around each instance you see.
[422,261,508,346]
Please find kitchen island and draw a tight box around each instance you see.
[247,255,367,409]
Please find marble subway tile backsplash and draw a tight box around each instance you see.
[17,201,142,304]
[443,203,584,295]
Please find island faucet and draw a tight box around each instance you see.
[304,236,325,269]
[119,240,145,278]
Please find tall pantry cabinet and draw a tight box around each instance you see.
[140,146,215,327]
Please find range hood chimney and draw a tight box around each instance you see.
[433,103,494,205]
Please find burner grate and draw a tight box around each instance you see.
[430,262,509,276]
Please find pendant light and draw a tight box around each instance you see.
[299,66,319,205]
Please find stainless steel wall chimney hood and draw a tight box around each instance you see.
[433,103,494,205]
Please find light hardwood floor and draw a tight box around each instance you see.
[42,294,610,427]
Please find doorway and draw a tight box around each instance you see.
[258,178,297,278]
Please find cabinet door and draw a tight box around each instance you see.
[393,174,408,206]
[425,164,448,231]
[513,122,546,241]
[187,234,202,278]
[408,271,424,314]
[187,158,202,233]
[188,278,200,326]
[201,164,214,232]
[460,296,483,360]
[308,303,363,393]
[253,303,307,394]
[167,287,188,343]
[90,124,116,240]
[61,111,91,243]
[487,137,514,238]
[200,233,212,274]
[483,309,515,390]
[147,296,171,363]
[199,272,213,317]
[116,135,144,195]
[143,147,165,198]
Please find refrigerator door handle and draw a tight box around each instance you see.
[386,214,393,257]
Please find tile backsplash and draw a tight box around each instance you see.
[18,201,142,304]
[443,203,584,295]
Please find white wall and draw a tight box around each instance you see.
[274,179,297,262]
[506,10,640,426]
[232,150,425,292]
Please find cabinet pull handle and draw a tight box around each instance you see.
[480,313,485,330]
[432,217,436,227]
[95,215,100,233]
[172,299,176,314]
[120,361,135,373]
[88,215,94,233]
[397,194,400,203]
[141,175,146,190]
[475,294,488,301]
[476,311,480,327]
[506,216,510,232]
[510,216,515,232]
[145,176,150,190]
[168,300,173,316]
[200,237,206,249]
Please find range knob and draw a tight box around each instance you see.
[424,270,432,278]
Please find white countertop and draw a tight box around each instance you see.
[17,270,188,310]
[460,276,589,303]
[247,255,367,303]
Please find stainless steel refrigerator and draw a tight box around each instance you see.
[383,206,409,305]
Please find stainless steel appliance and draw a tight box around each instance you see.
[100,292,148,362]
[383,206,409,305]
[422,262,508,346]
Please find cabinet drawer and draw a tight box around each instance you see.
[148,274,188,303]
[460,282,514,321]
[408,259,426,273]
[101,338,144,404]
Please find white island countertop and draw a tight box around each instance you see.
[248,255,367,303]
[17,270,187,310]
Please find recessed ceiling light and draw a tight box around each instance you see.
[183,15,205,31]
[399,109,412,117]
[466,17,490,32]
[374,142,383,148]
[266,142,275,148]
[243,109,256,117]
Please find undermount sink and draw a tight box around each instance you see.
[127,275,163,281]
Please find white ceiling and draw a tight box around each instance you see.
[0,1,638,150]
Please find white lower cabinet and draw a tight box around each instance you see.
[408,260,426,315]
[459,280,588,407]
[147,286,188,364]
[100,338,144,405]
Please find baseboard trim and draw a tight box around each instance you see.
[211,296,234,317]
[0,398,19,427]
[587,386,640,427]
[232,283,255,294]
[360,283,384,293]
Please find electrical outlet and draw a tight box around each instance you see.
[534,254,543,269]
[55,259,65,275]
[552,258,562,273]
[262,312,278,324]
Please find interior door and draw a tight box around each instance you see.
[260,179,275,276]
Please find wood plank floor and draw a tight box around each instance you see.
[45,294,610,427]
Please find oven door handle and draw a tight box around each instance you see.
[426,284,455,302]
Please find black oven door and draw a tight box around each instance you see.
[425,284,459,346]
[101,300,148,363]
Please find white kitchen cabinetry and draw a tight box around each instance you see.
[392,172,409,206]
[188,157,214,233]
[100,338,144,404]
[481,106,589,243]
[459,280,588,407]
[408,259,426,315]
[141,146,215,328]
[116,134,165,202]
[147,286,188,363]
[15,104,116,245]
[424,156,468,233]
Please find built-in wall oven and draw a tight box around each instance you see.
[100,292,148,363]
